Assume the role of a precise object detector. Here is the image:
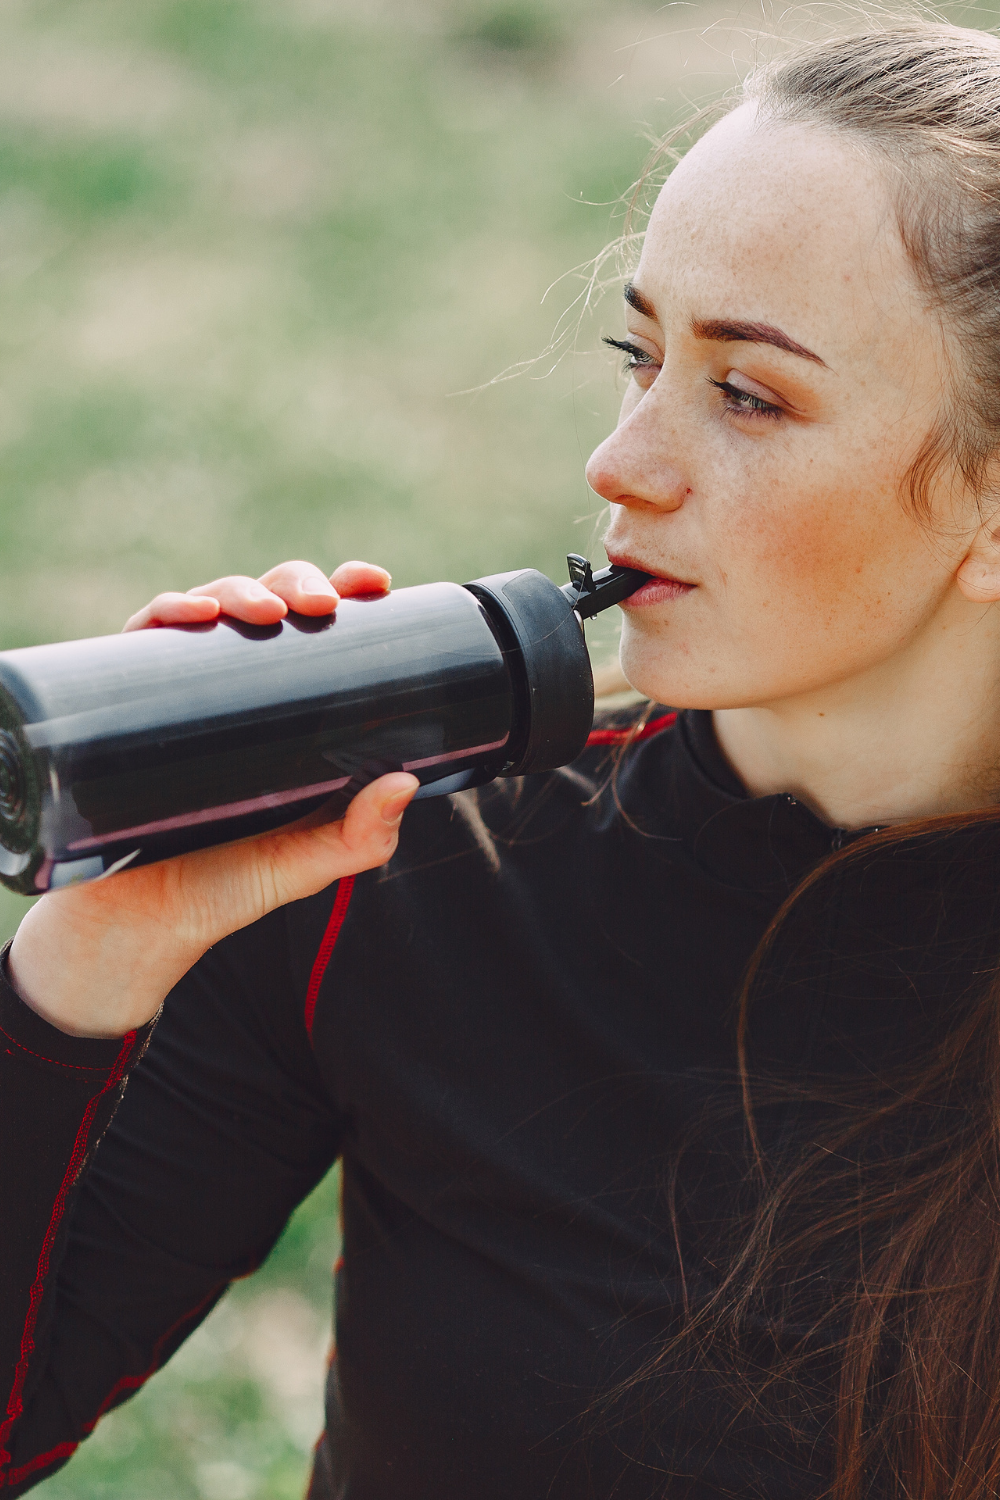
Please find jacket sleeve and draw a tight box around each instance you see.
[0,902,346,1494]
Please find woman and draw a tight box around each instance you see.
[4,20,1000,1497]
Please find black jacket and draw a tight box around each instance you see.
[2,710,997,1498]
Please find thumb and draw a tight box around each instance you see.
[254,773,421,911]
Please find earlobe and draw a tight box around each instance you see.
[956,520,1000,603]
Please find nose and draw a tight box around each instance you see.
[585,389,691,513]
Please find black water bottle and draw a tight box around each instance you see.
[0,558,648,894]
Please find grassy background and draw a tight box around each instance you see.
[0,0,994,1495]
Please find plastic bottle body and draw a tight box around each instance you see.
[0,582,516,893]
[0,565,601,894]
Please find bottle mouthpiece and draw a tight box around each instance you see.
[560,554,653,619]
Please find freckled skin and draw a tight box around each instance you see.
[587,106,1000,827]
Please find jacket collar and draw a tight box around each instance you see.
[636,709,871,897]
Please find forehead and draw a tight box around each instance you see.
[637,105,924,362]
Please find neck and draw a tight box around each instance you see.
[712,601,1000,829]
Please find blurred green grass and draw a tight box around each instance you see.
[0,0,687,654]
[4,0,997,1494]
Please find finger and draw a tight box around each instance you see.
[338,772,420,850]
[188,576,287,625]
[250,773,420,913]
[53,770,423,973]
[329,560,392,598]
[257,560,340,617]
[123,593,221,633]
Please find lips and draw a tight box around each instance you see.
[606,552,696,606]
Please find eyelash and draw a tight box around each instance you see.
[603,336,656,372]
[601,337,784,421]
[708,378,783,422]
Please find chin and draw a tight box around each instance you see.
[619,644,694,709]
[618,629,693,708]
[617,631,746,712]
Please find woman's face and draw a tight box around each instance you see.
[588,106,980,710]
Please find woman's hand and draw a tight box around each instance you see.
[122,558,391,632]
[9,560,418,1041]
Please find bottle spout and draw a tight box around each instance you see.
[561,554,653,620]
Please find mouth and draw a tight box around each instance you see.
[605,552,696,607]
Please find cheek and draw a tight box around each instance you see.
[631,484,941,708]
[617,419,960,709]
[726,497,866,618]
[718,458,932,636]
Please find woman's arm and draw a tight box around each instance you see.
[8,560,418,1041]
[0,954,157,1491]
[0,899,346,1494]
[0,558,402,1486]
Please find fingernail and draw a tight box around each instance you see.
[381,789,415,823]
[302,578,338,597]
[247,584,272,600]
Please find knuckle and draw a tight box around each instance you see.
[201,575,249,594]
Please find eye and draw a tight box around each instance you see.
[709,378,783,421]
[602,336,661,384]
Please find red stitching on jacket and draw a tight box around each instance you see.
[2,1287,222,1489]
[0,1030,135,1478]
[4,1439,78,1486]
[87,1287,222,1425]
[586,712,676,747]
[304,876,356,1041]
[0,1020,110,1072]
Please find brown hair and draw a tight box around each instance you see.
[751,24,1000,520]
[617,23,1000,1498]
[664,813,1000,1499]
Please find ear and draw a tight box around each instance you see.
[957,503,1000,602]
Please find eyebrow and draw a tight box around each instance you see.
[623,283,827,368]
[623,281,657,319]
[692,318,826,367]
